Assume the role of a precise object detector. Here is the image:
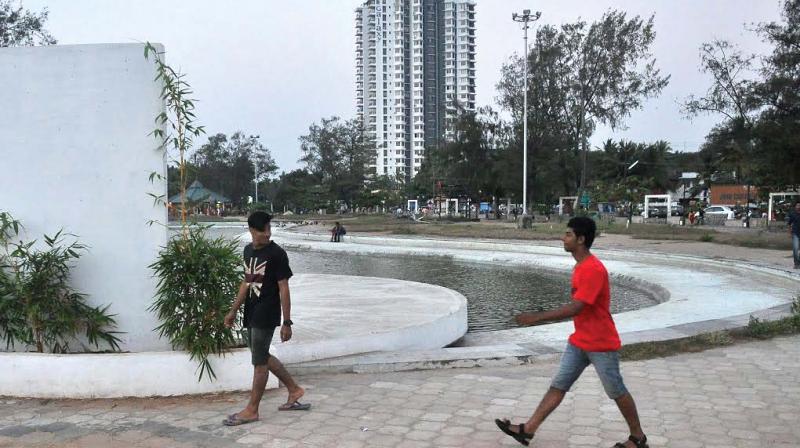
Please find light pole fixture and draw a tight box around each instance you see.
[625,159,639,228]
[512,9,541,217]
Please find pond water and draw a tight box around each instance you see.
[203,227,658,333]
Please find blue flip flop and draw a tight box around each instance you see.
[278,401,311,411]
[222,413,259,426]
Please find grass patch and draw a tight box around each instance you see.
[699,233,714,242]
[601,222,790,250]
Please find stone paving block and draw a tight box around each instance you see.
[3,335,800,447]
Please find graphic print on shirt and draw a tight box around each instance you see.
[245,256,267,299]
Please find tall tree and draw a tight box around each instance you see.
[412,107,505,204]
[0,0,56,47]
[268,169,324,213]
[497,25,577,204]
[192,132,277,206]
[683,40,760,126]
[683,39,762,189]
[591,139,673,203]
[753,0,800,189]
[497,11,669,198]
[299,117,375,209]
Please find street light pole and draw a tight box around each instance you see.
[512,9,541,219]
[625,160,639,228]
[254,164,259,204]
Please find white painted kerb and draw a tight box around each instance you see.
[274,230,800,349]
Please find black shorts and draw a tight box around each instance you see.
[244,326,276,366]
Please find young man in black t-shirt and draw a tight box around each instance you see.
[222,212,309,426]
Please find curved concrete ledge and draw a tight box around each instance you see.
[0,274,467,398]
[273,230,800,350]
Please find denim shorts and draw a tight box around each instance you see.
[243,326,276,366]
[550,342,628,399]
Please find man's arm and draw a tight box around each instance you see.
[515,300,584,326]
[224,281,249,328]
[278,279,292,342]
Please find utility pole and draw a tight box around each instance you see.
[512,9,541,219]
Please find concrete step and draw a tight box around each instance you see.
[288,344,559,375]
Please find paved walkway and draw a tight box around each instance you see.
[2,335,799,447]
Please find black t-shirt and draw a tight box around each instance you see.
[243,241,293,328]
[788,211,800,236]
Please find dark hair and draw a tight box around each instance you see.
[567,216,596,249]
[247,211,273,231]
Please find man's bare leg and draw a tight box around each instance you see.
[504,387,566,436]
[614,392,646,447]
[234,364,269,420]
[267,355,305,404]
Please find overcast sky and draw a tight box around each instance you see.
[22,0,783,172]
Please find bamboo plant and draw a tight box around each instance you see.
[144,43,242,381]
[0,211,122,353]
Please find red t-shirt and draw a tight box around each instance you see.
[567,255,621,352]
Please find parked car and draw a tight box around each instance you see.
[704,205,735,220]
[641,207,667,218]
[640,204,682,218]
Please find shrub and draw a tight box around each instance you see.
[699,233,714,242]
[0,212,122,353]
[149,226,241,381]
[746,315,773,339]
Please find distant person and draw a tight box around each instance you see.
[786,203,800,269]
[330,222,341,242]
[222,212,309,427]
[496,217,648,448]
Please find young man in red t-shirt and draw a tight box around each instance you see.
[496,217,648,448]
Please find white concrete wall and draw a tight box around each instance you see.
[0,350,279,398]
[0,43,168,351]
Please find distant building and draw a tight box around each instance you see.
[355,0,476,181]
[709,185,759,206]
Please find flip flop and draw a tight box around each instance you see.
[278,400,311,411]
[222,413,259,426]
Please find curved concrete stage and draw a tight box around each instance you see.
[274,230,800,352]
[0,274,467,398]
